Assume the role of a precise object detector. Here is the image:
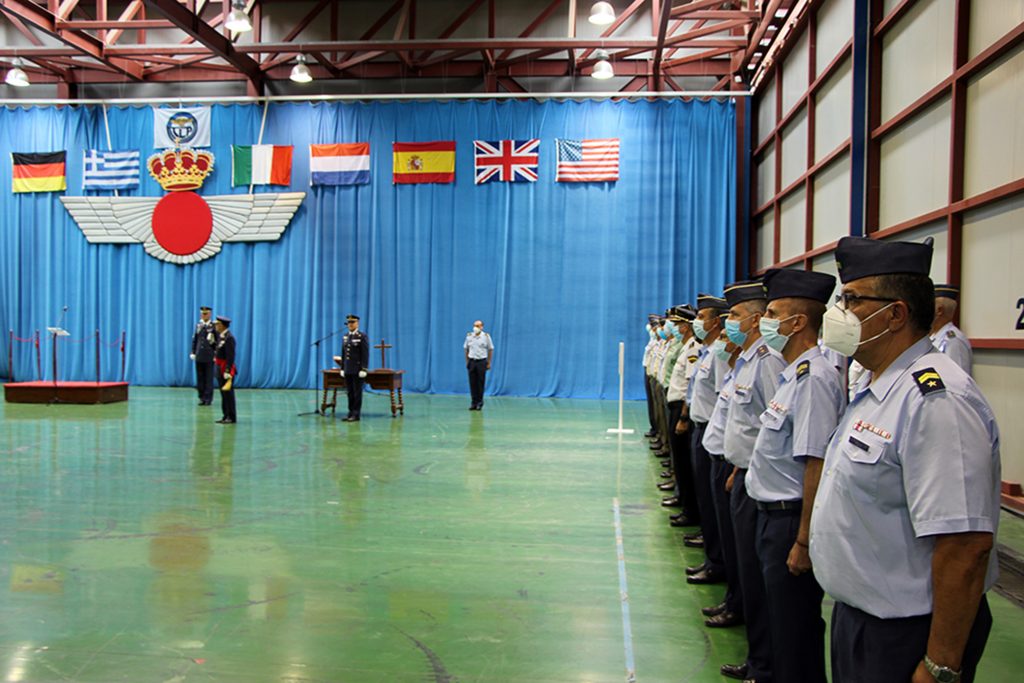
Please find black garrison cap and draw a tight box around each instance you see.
[764,269,837,304]
[835,236,932,284]
[723,280,767,307]
[696,293,729,313]
[934,283,960,301]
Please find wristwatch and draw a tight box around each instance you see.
[923,655,961,683]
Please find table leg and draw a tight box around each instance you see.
[398,387,404,415]
[389,388,397,417]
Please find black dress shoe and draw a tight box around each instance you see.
[654,450,670,458]
[704,610,743,628]
[682,534,704,548]
[215,418,235,424]
[701,600,727,616]
[659,470,674,479]
[720,663,749,680]
[659,459,671,467]
[685,562,707,576]
[649,441,663,450]
[669,515,698,528]
[657,482,675,491]
[687,568,725,585]
[643,430,657,438]
[661,496,682,507]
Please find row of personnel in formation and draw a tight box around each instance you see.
[191,312,497,421]
[642,236,995,683]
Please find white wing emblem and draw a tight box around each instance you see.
[61,192,306,265]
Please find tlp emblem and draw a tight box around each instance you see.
[166,111,200,146]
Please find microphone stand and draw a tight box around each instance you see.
[297,327,346,417]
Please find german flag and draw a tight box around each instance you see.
[12,151,67,193]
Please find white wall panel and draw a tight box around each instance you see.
[973,350,1024,484]
[965,47,1024,198]
[812,252,841,303]
[880,0,955,123]
[814,57,853,162]
[881,221,948,283]
[782,31,811,116]
[969,0,1024,60]
[781,108,809,189]
[961,193,1024,339]
[779,187,807,262]
[757,78,777,145]
[815,0,854,76]
[879,98,951,229]
[813,156,851,248]
[756,212,775,272]
[757,147,777,209]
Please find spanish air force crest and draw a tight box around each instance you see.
[61,148,305,265]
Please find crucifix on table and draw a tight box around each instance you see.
[374,339,392,368]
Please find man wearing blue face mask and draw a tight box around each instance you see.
[642,314,662,439]
[718,279,787,683]
[745,269,845,683]
[811,237,1000,683]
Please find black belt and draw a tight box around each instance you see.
[709,453,725,462]
[756,500,803,512]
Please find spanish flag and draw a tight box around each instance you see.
[393,141,455,184]
[12,151,67,193]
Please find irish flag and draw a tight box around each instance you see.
[232,145,293,186]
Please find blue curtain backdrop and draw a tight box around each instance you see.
[0,99,735,399]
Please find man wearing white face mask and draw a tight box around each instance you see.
[718,279,787,683]
[464,320,494,411]
[642,314,661,438]
[811,237,1000,683]
[745,268,844,683]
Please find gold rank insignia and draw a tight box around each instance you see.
[756,344,769,358]
[947,330,956,338]
[912,368,945,395]
[796,360,810,379]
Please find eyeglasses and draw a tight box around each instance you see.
[834,293,897,308]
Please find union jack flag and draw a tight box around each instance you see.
[473,139,540,184]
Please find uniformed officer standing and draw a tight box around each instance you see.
[662,305,701,521]
[647,317,671,459]
[656,309,684,486]
[642,314,661,438]
[930,283,972,375]
[693,329,742,617]
[811,237,1000,683]
[212,316,236,424]
[683,295,729,569]
[464,319,494,410]
[719,279,787,683]
[745,269,844,683]
[191,306,216,406]
[333,314,369,422]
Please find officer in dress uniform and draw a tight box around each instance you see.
[811,237,1000,683]
[191,306,216,405]
[642,314,661,438]
[656,308,685,485]
[213,316,236,424]
[930,283,973,375]
[333,314,369,422]
[746,269,845,683]
[719,279,787,683]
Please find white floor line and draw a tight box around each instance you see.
[613,497,637,683]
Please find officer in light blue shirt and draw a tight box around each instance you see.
[718,279,787,683]
[464,320,494,410]
[811,237,1000,683]
[930,283,973,375]
[746,268,844,683]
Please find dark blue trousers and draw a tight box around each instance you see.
[195,361,214,404]
[831,597,992,683]
[710,454,742,614]
[730,469,772,682]
[756,507,826,683]
[691,422,723,572]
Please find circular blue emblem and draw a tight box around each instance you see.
[166,111,199,145]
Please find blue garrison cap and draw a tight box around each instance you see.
[669,304,697,322]
[934,283,960,301]
[835,236,932,283]
[696,293,729,314]
[724,279,767,307]
[764,269,836,304]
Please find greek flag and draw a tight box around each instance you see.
[83,150,140,190]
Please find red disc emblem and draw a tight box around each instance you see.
[152,191,212,256]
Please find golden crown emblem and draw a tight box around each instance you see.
[147,148,215,192]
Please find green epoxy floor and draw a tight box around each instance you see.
[1,387,1021,682]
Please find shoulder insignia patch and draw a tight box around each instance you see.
[912,368,945,396]
[756,344,768,358]
[947,329,956,338]
[688,355,699,363]
[796,360,810,379]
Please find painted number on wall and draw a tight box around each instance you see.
[1017,298,1024,331]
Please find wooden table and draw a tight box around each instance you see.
[321,369,404,417]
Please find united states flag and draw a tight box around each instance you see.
[83,149,140,190]
[555,138,620,182]
[473,139,540,184]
